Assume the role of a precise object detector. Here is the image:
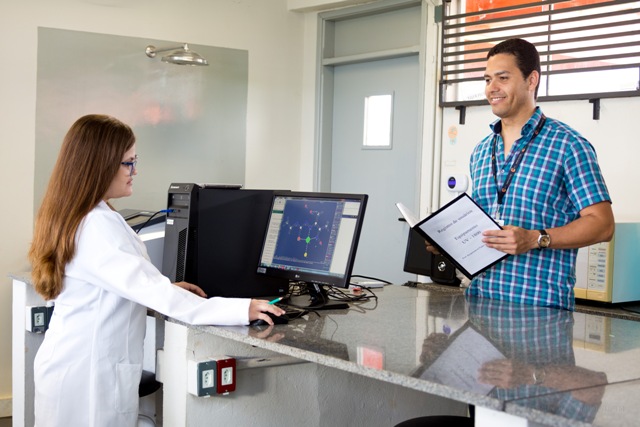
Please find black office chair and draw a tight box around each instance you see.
[139,370,161,397]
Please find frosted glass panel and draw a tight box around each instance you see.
[363,94,393,148]
[35,28,248,212]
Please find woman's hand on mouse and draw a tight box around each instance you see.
[248,299,286,326]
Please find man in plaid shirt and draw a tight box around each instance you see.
[466,38,614,310]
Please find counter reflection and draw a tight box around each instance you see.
[417,295,607,423]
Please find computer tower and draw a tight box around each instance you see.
[196,188,288,298]
[161,183,200,283]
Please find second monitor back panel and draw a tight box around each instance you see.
[196,188,288,298]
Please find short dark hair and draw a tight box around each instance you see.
[488,38,541,98]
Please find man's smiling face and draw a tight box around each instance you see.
[484,52,537,121]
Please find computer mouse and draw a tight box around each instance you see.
[249,312,289,327]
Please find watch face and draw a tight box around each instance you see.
[539,235,551,248]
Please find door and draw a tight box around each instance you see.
[330,55,420,284]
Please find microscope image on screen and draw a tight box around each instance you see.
[274,199,339,272]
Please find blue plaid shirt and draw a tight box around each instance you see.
[466,107,611,310]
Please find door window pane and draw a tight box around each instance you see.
[363,94,393,148]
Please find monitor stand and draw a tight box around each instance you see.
[289,282,349,311]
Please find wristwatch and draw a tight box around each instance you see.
[532,367,547,385]
[537,229,551,249]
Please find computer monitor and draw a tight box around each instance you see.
[403,227,460,286]
[196,188,289,298]
[403,228,433,277]
[257,191,368,309]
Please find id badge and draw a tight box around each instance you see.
[493,203,504,227]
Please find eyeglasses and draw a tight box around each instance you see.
[121,155,138,175]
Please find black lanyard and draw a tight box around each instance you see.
[491,115,546,206]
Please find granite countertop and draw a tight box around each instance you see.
[163,283,640,427]
[12,273,640,425]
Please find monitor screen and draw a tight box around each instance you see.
[257,191,368,290]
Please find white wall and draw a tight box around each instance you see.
[439,98,640,222]
[0,0,306,411]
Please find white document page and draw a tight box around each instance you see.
[419,325,505,395]
[395,202,419,228]
[417,194,506,277]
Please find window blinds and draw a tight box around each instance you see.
[440,0,640,106]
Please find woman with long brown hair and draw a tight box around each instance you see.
[29,114,283,427]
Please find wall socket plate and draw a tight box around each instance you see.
[187,360,217,397]
[214,357,236,394]
[187,357,236,396]
[26,305,53,333]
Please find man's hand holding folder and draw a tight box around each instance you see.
[396,194,508,279]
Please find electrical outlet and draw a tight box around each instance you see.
[220,367,233,386]
[187,357,236,396]
[214,357,236,394]
[187,360,217,397]
[202,367,215,389]
[26,306,53,333]
[34,312,46,327]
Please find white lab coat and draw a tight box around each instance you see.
[34,201,251,427]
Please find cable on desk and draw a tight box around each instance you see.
[133,209,173,234]
[273,303,308,320]
[350,274,392,285]
[326,285,378,304]
[284,281,378,314]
